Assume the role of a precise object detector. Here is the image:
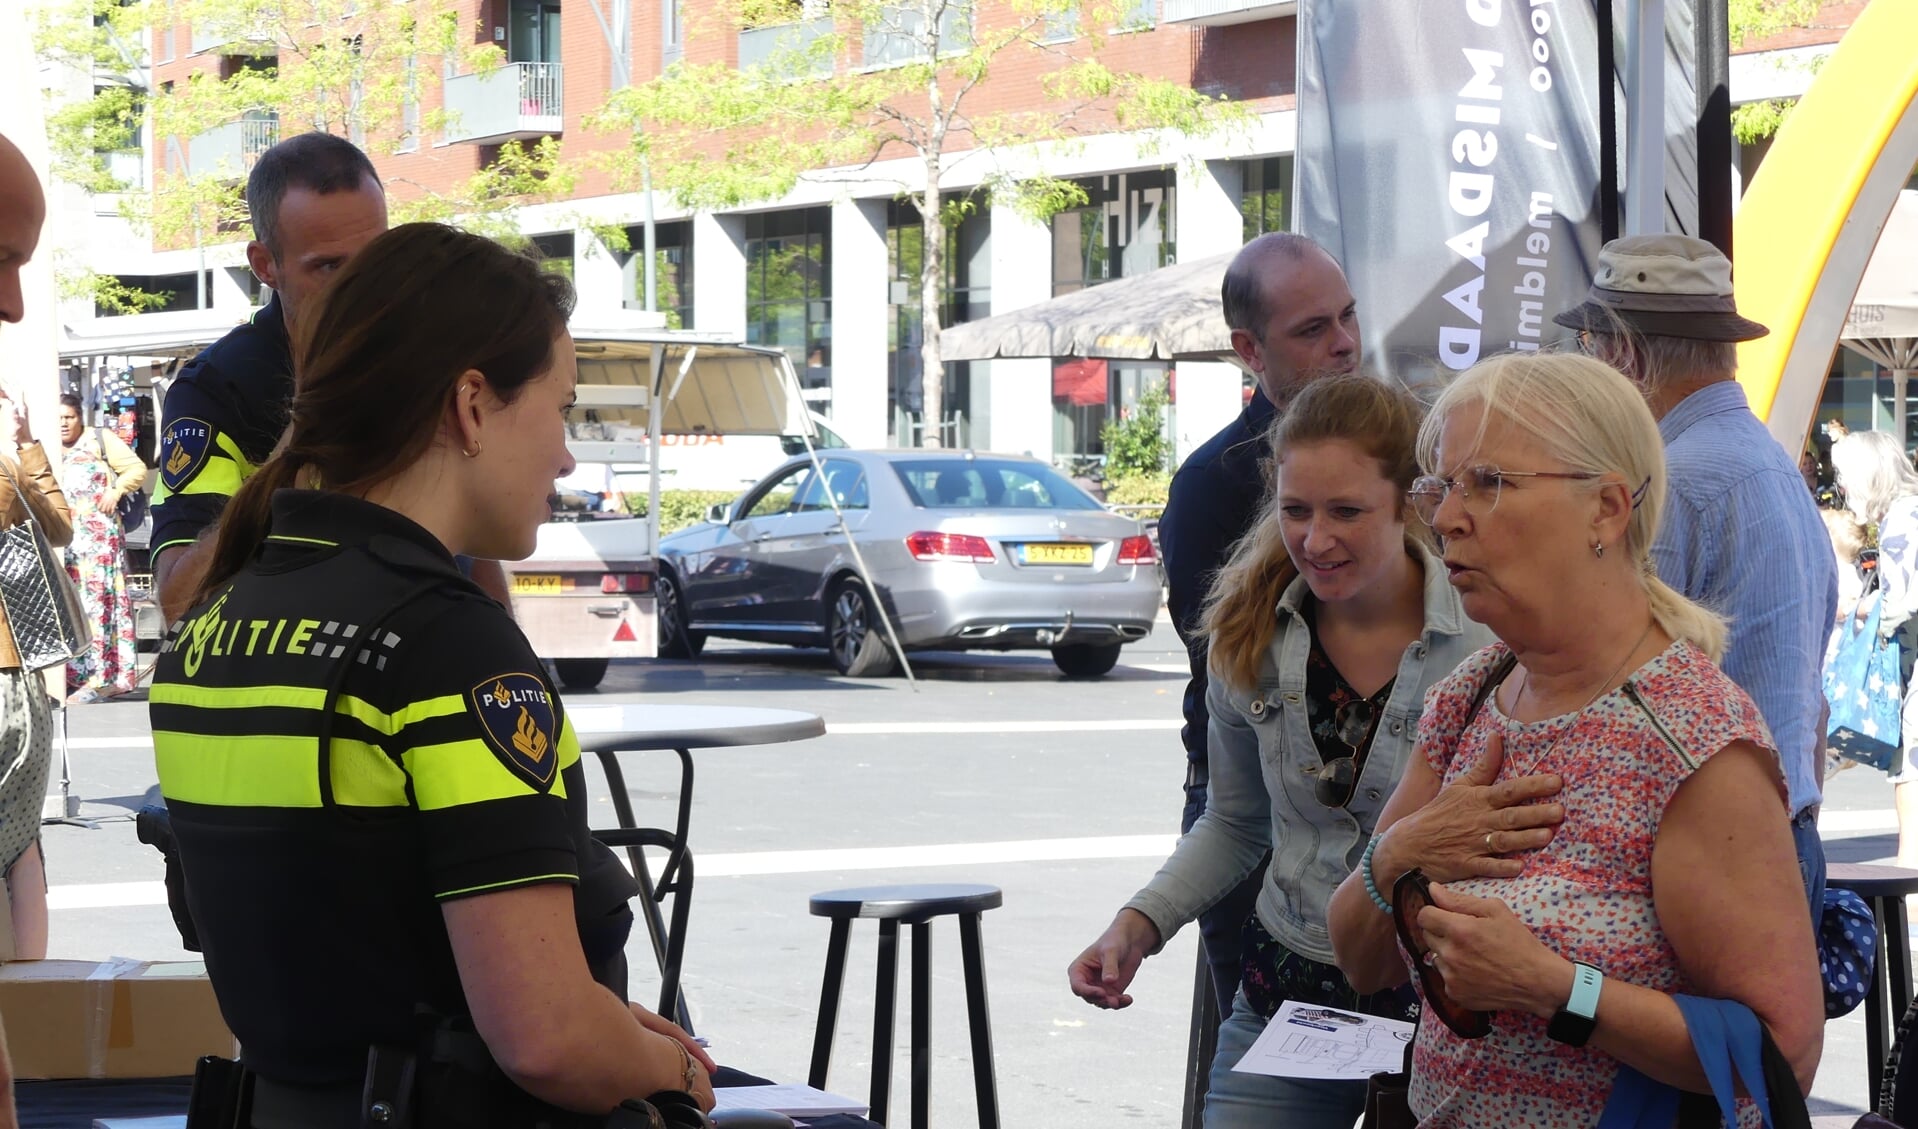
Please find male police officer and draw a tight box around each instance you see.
[151,133,511,620]
[0,127,48,1129]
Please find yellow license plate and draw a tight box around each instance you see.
[512,574,564,595]
[1024,543,1094,566]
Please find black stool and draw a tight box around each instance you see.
[807,883,1003,1129]
[1829,862,1918,1099]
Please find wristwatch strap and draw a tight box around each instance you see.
[1566,962,1603,1019]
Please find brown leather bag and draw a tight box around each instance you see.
[1359,1034,1415,1129]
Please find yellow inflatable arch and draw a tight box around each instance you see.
[1734,0,1918,450]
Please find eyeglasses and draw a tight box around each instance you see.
[1315,696,1384,808]
[1407,465,1601,527]
[1392,869,1492,1039]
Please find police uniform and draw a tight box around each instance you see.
[150,490,639,1122]
[151,295,295,560]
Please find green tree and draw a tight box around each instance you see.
[588,0,1247,446]
[35,0,579,302]
[1727,0,1824,144]
[1100,378,1168,479]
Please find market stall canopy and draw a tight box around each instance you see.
[939,252,1237,363]
[58,309,249,362]
[567,330,812,463]
[1839,189,1918,433]
[1841,188,1918,369]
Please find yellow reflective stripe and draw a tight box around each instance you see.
[151,683,325,711]
[402,739,571,810]
[148,684,464,738]
[437,873,577,901]
[558,716,579,770]
[266,534,341,547]
[154,731,407,808]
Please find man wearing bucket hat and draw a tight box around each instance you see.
[1558,234,1838,921]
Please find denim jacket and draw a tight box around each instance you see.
[1124,545,1492,965]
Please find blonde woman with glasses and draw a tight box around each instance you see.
[1067,374,1498,1127]
[1327,352,1820,1127]
[1830,428,1918,863]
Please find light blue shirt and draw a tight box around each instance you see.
[1653,381,1837,816]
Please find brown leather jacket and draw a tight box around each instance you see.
[0,442,74,671]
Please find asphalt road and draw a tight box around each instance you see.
[38,620,1909,1127]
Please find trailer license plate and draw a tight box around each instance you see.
[512,574,563,595]
[1023,543,1093,566]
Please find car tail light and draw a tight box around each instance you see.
[905,531,996,563]
[1117,535,1156,565]
[600,573,654,594]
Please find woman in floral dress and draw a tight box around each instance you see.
[56,394,147,703]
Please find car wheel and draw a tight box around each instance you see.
[656,572,706,660]
[553,658,610,690]
[827,578,896,677]
[1052,642,1123,678]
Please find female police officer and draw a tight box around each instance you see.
[150,223,715,1128]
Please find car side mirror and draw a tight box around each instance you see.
[706,503,731,524]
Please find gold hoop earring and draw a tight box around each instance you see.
[462,442,482,458]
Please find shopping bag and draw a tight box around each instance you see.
[1825,588,1903,772]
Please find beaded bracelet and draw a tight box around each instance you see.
[1361,833,1392,913]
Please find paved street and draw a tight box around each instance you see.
[39,618,1908,1127]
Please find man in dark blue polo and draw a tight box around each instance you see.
[150,132,512,619]
[1159,232,1361,1016]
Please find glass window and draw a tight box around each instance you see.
[743,464,813,519]
[626,220,693,328]
[891,459,1105,511]
[822,459,869,510]
[1049,169,1174,298]
[745,208,832,406]
[508,0,561,63]
[530,232,575,280]
[864,3,970,67]
[1240,155,1293,242]
[1047,170,1175,459]
[887,199,988,446]
[662,0,683,65]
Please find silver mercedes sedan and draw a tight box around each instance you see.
[655,449,1163,677]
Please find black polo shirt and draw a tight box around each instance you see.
[150,491,639,1085]
[150,294,294,558]
[1158,390,1277,793]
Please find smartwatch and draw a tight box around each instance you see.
[1546,963,1603,1047]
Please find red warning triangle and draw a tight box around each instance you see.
[612,619,638,643]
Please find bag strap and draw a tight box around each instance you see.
[1464,652,1518,729]
[1597,995,1813,1129]
[0,452,31,529]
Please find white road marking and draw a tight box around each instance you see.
[1821,808,1900,834]
[827,720,1180,735]
[48,810,1910,911]
[60,720,1185,750]
[49,833,1182,911]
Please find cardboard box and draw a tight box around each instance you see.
[0,958,237,1079]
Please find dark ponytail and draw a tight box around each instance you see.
[191,223,574,608]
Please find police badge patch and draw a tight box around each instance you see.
[468,672,559,791]
[159,417,216,492]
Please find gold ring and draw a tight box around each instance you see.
[1484,832,1496,853]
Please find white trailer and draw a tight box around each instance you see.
[507,328,813,690]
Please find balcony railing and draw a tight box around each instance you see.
[862,3,969,68]
[442,61,564,146]
[190,18,274,54]
[1161,0,1295,25]
[739,17,834,78]
[188,117,280,180]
